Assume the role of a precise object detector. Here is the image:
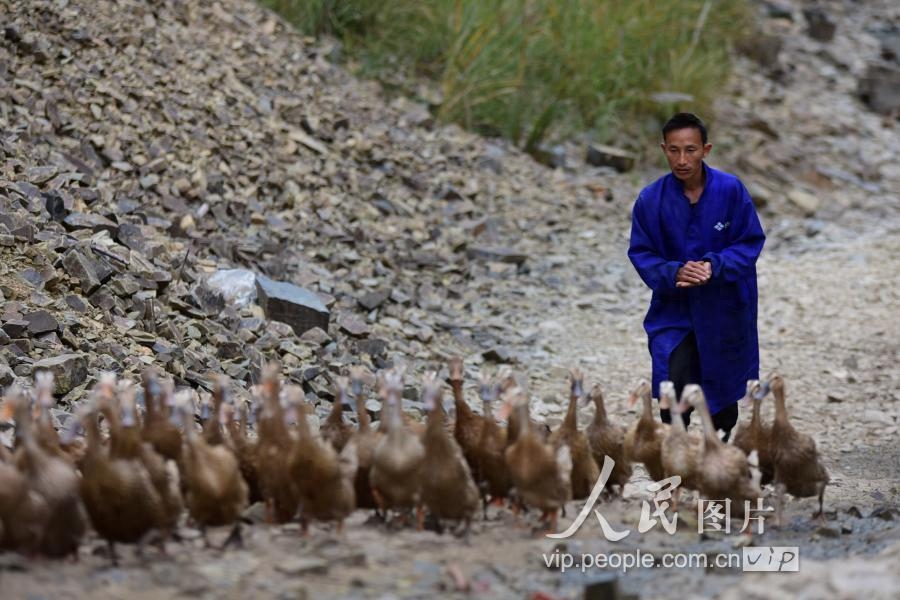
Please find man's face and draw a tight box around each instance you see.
[661,127,712,184]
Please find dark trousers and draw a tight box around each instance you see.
[659,332,739,441]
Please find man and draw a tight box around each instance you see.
[627,112,765,440]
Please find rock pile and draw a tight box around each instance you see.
[0,0,623,420]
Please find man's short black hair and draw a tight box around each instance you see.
[662,112,708,145]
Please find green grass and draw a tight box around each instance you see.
[262,0,751,154]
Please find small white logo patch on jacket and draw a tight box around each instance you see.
[714,221,730,231]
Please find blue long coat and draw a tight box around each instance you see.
[627,164,766,415]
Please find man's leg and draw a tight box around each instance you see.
[711,403,739,442]
[664,331,699,428]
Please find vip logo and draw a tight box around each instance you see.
[714,221,730,231]
[742,546,800,572]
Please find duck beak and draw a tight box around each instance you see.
[753,381,770,401]
[627,392,639,408]
[496,399,513,421]
[0,402,13,423]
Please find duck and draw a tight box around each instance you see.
[5,385,86,558]
[140,370,183,466]
[503,387,572,534]
[201,381,229,447]
[548,369,600,500]
[33,371,83,466]
[254,363,300,523]
[733,379,774,486]
[658,380,702,510]
[623,379,669,482]
[369,367,426,527]
[77,390,167,565]
[348,366,382,512]
[225,397,263,505]
[419,372,479,535]
[109,380,183,542]
[474,369,512,513]
[584,383,632,496]
[0,418,50,555]
[449,356,484,481]
[321,376,354,453]
[286,386,357,533]
[177,390,248,548]
[766,372,829,525]
[684,384,761,516]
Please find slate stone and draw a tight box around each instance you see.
[62,249,102,293]
[877,28,900,63]
[482,346,513,363]
[89,287,117,311]
[63,211,118,234]
[804,7,836,42]
[858,63,900,115]
[32,353,87,394]
[585,144,636,172]
[2,319,30,338]
[0,364,14,387]
[19,268,45,287]
[299,327,331,346]
[43,190,68,222]
[65,295,87,313]
[255,275,330,336]
[358,289,390,311]
[24,310,58,334]
[338,314,371,337]
[466,246,528,266]
[357,338,387,357]
[531,144,566,169]
[738,33,782,68]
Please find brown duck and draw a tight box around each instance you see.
[733,379,774,486]
[503,387,572,534]
[584,383,632,496]
[766,373,829,525]
[623,379,669,482]
[548,368,600,500]
[419,373,479,535]
[369,367,426,527]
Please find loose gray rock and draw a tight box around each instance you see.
[858,63,900,115]
[803,7,836,42]
[62,249,104,294]
[358,289,389,311]
[2,319,30,339]
[24,310,59,334]
[256,275,330,336]
[0,364,15,387]
[738,33,783,68]
[32,353,87,395]
[466,246,528,266]
[585,144,636,172]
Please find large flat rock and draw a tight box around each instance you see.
[255,275,330,336]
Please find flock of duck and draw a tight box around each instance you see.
[0,358,829,564]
